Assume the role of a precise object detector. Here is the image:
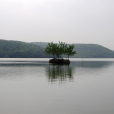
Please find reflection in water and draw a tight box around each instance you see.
[1,61,112,82]
[46,65,74,83]
[0,60,113,82]
[45,61,114,83]
[0,59,114,114]
[71,61,113,68]
[0,63,48,80]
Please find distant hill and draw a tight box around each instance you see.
[32,42,114,58]
[0,40,47,58]
[32,42,48,48]
[0,39,113,58]
[73,44,114,58]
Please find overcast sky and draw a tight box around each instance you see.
[0,0,114,50]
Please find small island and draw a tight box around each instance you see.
[49,58,70,65]
[45,42,76,65]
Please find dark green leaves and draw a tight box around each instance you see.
[44,42,77,59]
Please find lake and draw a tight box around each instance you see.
[0,58,114,114]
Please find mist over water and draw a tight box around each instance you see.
[0,58,114,114]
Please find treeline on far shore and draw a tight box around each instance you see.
[0,40,47,58]
[0,39,114,58]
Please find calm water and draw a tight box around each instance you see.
[0,58,114,114]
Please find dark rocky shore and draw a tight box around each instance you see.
[49,59,70,65]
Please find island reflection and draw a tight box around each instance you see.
[45,61,113,83]
[0,59,113,82]
[46,65,74,83]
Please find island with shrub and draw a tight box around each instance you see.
[44,42,77,65]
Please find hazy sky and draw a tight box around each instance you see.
[0,0,114,50]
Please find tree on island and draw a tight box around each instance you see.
[64,44,76,60]
[44,42,76,64]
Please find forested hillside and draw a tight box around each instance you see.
[0,40,114,58]
[0,40,47,58]
[73,44,114,58]
[32,42,114,58]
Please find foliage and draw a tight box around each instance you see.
[64,44,77,59]
[44,42,76,59]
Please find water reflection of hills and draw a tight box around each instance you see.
[0,60,113,82]
[0,60,112,68]
[46,61,114,83]
[46,65,74,83]
[70,61,113,68]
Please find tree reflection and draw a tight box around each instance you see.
[46,65,74,83]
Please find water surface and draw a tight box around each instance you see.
[0,58,114,114]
